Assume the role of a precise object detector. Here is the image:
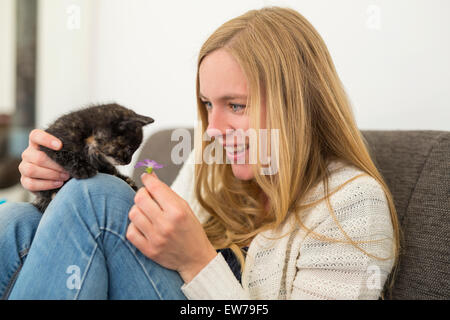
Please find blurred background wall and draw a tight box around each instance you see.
[0,0,449,180]
[0,0,16,115]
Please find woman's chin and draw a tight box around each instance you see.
[231,163,254,180]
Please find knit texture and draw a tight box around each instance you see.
[171,150,396,300]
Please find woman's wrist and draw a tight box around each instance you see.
[179,247,218,284]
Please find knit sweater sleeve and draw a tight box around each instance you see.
[290,175,396,300]
[181,251,250,299]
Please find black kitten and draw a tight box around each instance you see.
[32,103,154,213]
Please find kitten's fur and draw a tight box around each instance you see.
[32,103,154,213]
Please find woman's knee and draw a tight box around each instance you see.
[59,173,136,203]
[46,173,136,233]
[0,202,41,245]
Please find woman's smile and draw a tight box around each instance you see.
[199,48,265,180]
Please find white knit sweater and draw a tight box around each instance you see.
[171,150,395,300]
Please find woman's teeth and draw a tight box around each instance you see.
[225,145,248,154]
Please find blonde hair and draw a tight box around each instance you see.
[194,6,401,298]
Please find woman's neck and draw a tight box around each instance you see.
[262,193,270,213]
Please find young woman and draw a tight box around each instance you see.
[0,6,400,300]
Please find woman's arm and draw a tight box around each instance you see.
[290,176,396,300]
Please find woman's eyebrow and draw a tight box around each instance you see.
[199,93,247,100]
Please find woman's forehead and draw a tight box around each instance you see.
[199,49,248,100]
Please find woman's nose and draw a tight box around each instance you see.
[206,107,229,139]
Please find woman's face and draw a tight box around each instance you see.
[199,48,266,180]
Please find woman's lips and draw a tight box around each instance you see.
[224,144,248,153]
[224,144,249,162]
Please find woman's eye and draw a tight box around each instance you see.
[202,101,213,110]
[201,100,245,113]
[230,104,246,112]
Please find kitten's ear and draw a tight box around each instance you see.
[133,114,154,126]
[119,115,154,131]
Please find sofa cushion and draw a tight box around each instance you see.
[362,130,450,299]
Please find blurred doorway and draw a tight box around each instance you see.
[0,0,37,194]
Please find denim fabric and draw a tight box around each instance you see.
[0,173,187,300]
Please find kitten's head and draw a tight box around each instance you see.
[89,106,154,166]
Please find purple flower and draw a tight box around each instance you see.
[134,159,164,169]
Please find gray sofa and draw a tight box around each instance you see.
[132,129,450,300]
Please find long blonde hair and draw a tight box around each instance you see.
[194,6,401,298]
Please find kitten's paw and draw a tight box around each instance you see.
[32,189,61,213]
[128,180,138,191]
[32,197,50,213]
[71,165,97,179]
[124,177,138,191]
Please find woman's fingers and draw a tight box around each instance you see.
[23,129,66,171]
[28,128,62,150]
[19,148,68,191]
[27,129,66,172]
[133,187,163,223]
[20,176,65,192]
[126,222,152,256]
[19,128,69,192]
[126,222,146,242]
[128,204,153,239]
[21,146,67,173]
[19,161,70,182]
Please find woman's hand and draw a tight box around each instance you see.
[126,172,218,283]
[19,129,71,192]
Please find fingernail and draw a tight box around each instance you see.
[60,173,70,180]
[51,140,61,149]
[54,181,63,187]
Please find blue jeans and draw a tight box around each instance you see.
[0,173,187,300]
